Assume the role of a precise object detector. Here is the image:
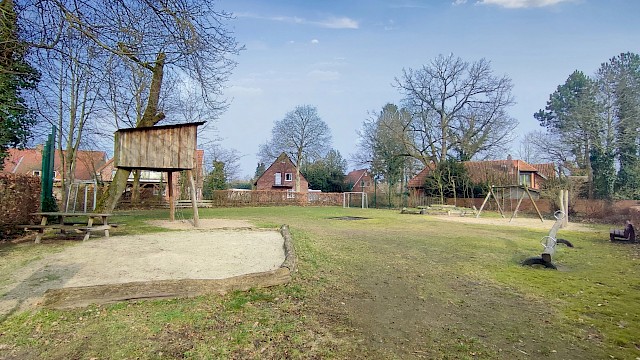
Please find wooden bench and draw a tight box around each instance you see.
[18,212,116,243]
[17,224,117,242]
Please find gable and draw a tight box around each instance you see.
[256,152,308,185]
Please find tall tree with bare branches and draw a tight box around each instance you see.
[21,0,241,210]
[259,105,331,192]
[396,53,516,163]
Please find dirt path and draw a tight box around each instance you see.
[0,219,285,317]
[429,214,592,231]
[298,215,598,359]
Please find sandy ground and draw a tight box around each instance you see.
[0,219,285,316]
[429,214,593,231]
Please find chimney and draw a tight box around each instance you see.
[507,154,512,161]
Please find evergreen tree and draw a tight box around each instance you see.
[534,70,600,197]
[254,162,266,179]
[601,53,640,198]
[203,161,227,198]
[590,147,616,199]
[301,149,347,192]
[0,0,40,167]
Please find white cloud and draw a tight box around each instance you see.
[307,70,340,81]
[316,17,359,29]
[476,0,574,8]
[452,0,468,5]
[227,86,263,96]
[235,12,358,29]
[311,39,320,44]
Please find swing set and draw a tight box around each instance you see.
[475,185,544,222]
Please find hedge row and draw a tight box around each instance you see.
[1,173,40,239]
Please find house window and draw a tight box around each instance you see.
[520,173,532,187]
[287,189,295,199]
[285,173,293,181]
[32,170,41,177]
[275,172,282,185]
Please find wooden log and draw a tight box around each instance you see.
[187,169,199,227]
[42,268,292,309]
[168,171,174,221]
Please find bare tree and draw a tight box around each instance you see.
[31,24,106,209]
[396,53,516,163]
[259,105,331,192]
[527,130,574,177]
[204,143,241,181]
[514,133,542,164]
[20,0,242,211]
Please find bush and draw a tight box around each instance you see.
[0,173,40,239]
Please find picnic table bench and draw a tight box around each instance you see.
[17,212,115,243]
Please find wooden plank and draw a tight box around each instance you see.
[114,122,203,170]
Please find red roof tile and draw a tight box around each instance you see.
[345,169,368,186]
[408,159,555,188]
[2,147,106,181]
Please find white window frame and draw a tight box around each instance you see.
[32,170,41,177]
[285,172,293,182]
[275,172,282,185]
[287,189,295,199]
[519,173,532,187]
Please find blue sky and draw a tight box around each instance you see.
[213,0,640,179]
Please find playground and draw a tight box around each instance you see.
[1,207,639,359]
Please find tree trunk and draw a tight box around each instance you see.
[95,53,166,213]
[585,141,594,199]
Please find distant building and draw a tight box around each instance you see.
[2,146,107,182]
[408,157,556,199]
[345,168,375,193]
[255,152,309,195]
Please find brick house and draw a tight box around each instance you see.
[345,168,375,193]
[408,157,555,199]
[255,152,308,195]
[2,146,107,182]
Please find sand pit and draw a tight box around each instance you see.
[1,220,291,314]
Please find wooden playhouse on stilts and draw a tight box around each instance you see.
[114,122,205,226]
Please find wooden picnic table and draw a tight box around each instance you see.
[18,212,114,243]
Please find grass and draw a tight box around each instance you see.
[1,206,639,359]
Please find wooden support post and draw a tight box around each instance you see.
[476,191,491,218]
[563,189,569,227]
[490,187,505,218]
[186,169,200,227]
[168,171,174,221]
[525,187,544,222]
[509,189,527,222]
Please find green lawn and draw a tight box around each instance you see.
[1,206,639,359]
